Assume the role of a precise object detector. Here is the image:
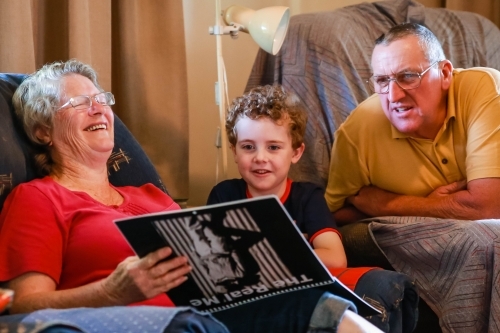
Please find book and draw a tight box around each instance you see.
[114,195,380,316]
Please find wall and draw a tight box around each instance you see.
[183,0,370,207]
[183,0,439,207]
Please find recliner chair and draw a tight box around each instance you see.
[0,73,229,333]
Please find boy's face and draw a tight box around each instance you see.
[231,116,304,198]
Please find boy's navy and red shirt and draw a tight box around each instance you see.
[207,178,341,244]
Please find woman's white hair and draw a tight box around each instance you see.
[13,59,104,175]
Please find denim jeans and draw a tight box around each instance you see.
[213,288,362,333]
[166,311,229,333]
[354,269,419,333]
[214,288,328,333]
[307,292,357,333]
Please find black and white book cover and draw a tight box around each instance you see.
[114,196,379,315]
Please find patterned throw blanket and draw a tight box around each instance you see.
[368,217,500,333]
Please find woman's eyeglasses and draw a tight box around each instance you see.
[57,92,115,111]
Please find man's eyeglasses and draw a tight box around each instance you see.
[367,61,439,94]
[57,92,115,111]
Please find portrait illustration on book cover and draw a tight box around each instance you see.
[154,206,314,301]
[115,196,377,315]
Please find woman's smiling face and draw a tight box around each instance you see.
[49,74,115,167]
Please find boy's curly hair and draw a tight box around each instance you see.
[226,85,307,149]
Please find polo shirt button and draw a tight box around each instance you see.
[442,158,448,164]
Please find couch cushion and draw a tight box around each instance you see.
[0,74,33,210]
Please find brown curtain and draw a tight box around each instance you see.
[418,0,499,27]
[0,0,189,202]
[445,0,500,28]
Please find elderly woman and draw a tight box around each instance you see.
[0,59,380,333]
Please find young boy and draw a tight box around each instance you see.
[207,85,420,333]
[207,84,347,269]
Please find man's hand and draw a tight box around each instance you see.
[427,180,467,198]
[332,205,369,226]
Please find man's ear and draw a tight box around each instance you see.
[440,60,453,90]
[34,126,52,145]
[291,143,305,164]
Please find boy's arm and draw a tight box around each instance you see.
[311,231,347,268]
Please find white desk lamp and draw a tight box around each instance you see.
[209,1,290,182]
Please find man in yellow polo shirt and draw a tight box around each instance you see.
[325,22,500,225]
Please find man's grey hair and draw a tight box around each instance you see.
[375,23,446,64]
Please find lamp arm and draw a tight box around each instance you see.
[213,0,228,182]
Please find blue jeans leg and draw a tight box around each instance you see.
[213,288,326,333]
[307,292,356,333]
[353,270,419,333]
[165,311,229,333]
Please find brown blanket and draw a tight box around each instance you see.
[368,217,500,333]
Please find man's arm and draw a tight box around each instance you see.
[332,205,369,226]
[348,178,500,220]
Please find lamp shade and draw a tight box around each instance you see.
[224,5,290,55]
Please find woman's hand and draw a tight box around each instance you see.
[7,247,191,313]
[102,247,192,305]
